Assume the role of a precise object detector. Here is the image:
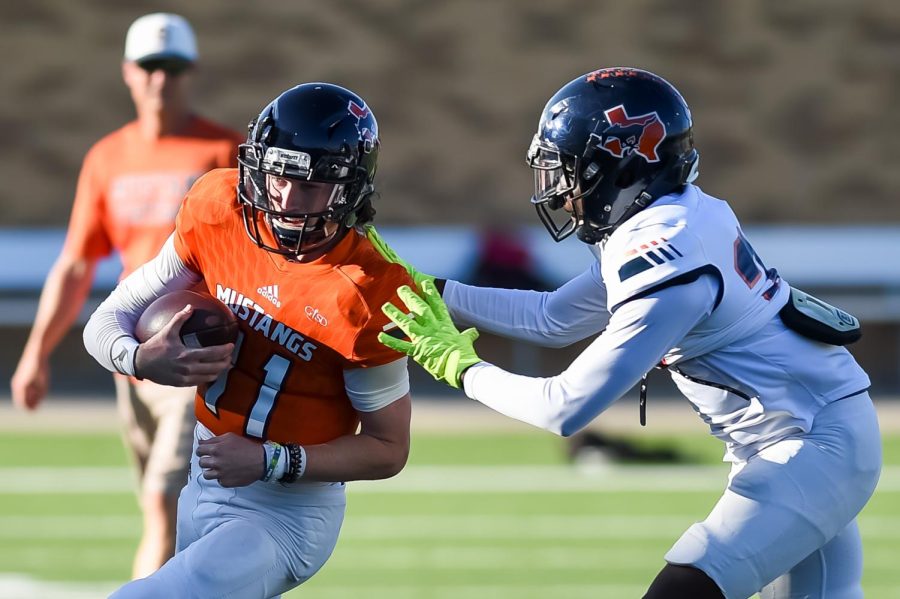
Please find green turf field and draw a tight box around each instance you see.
[0,431,897,598]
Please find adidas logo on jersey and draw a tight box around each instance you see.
[257,285,282,308]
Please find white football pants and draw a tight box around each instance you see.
[110,424,346,599]
[665,392,882,599]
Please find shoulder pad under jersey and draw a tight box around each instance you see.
[335,231,416,365]
[180,168,240,227]
[601,221,714,312]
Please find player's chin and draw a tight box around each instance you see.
[272,219,339,247]
[270,226,347,263]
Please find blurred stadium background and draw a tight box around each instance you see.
[1,1,898,597]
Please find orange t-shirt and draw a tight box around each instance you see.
[173,168,413,445]
[62,116,244,277]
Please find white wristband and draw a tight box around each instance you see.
[262,441,288,483]
[297,445,307,478]
[110,336,140,377]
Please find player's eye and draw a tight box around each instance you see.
[269,176,289,190]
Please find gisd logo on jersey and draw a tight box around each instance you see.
[305,305,328,327]
[592,104,666,163]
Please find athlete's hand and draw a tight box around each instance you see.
[10,353,49,411]
[133,304,234,386]
[197,433,264,488]
[365,225,435,289]
[379,280,481,389]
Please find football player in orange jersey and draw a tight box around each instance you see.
[10,13,244,579]
[83,83,414,597]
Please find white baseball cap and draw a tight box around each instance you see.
[124,13,198,64]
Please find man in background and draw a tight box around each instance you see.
[10,13,243,578]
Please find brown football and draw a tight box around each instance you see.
[134,290,239,347]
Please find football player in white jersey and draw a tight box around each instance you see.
[370,68,881,599]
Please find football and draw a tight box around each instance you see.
[134,290,239,347]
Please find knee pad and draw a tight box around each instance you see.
[644,564,725,599]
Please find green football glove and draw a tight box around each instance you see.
[379,279,481,389]
[366,225,435,289]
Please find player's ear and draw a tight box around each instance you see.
[122,61,138,87]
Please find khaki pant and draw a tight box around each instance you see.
[114,374,196,495]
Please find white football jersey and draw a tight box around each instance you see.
[453,184,869,461]
[599,185,870,460]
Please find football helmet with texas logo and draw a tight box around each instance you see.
[527,68,699,244]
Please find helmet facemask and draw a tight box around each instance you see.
[527,134,605,243]
[528,135,578,242]
[239,140,370,258]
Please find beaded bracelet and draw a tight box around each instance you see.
[281,443,305,483]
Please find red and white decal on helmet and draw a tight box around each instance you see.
[348,100,369,120]
[592,105,666,163]
[586,68,642,82]
[348,100,377,153]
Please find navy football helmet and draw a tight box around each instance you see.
[527,68,699,244]
[238,83,379,257]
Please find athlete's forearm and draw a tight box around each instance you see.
[301,394,411,482]
[83,236,201,376]
[443,262,609,348]
[22,255,97,360]
[301,434,408,481]
[462,277,717,436]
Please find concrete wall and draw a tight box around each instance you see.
[2,1,900,227]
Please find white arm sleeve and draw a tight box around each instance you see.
[343,357,410,412]
[82,236,202,376]
[442,261,610,347]
[461,274,718,436]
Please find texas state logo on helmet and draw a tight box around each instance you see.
[348,99,378,154]
[527,67,698,245]
[594,105,666,163]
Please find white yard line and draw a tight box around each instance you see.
[287,584,651,599]
[2,513,899,542]
[0,467,135,493]
[0,577,646,599]
[1,465,899,494]
[284,583,900,599]
[0,575,118,599]
[3,575,898,599]
[3,396,900,433]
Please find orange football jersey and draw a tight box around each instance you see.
[63,116,243,277]
[173,169,413,445]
